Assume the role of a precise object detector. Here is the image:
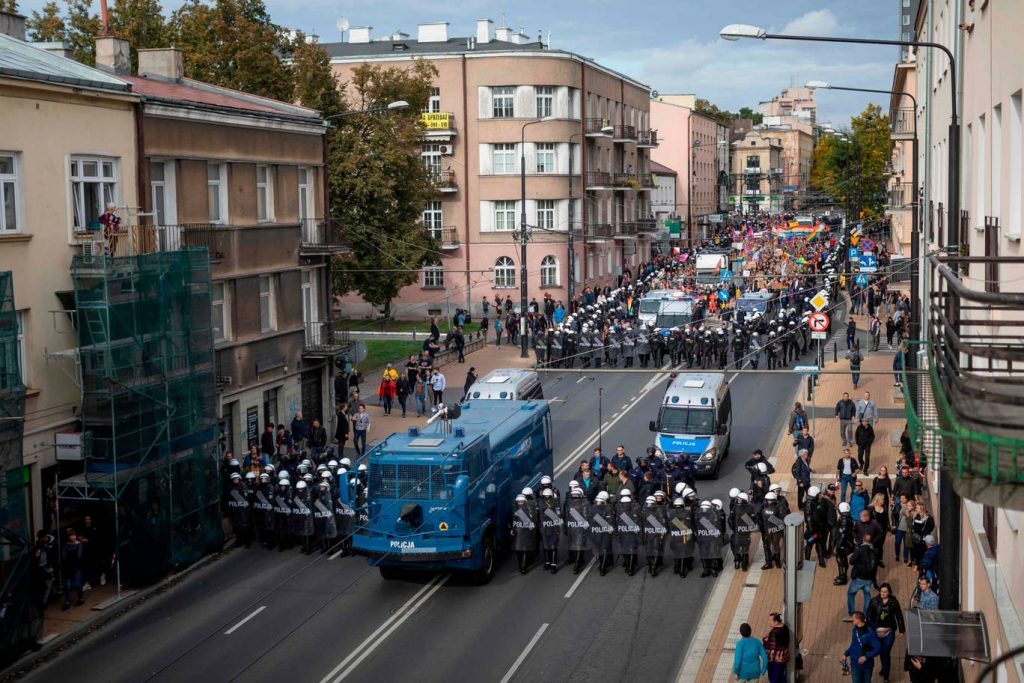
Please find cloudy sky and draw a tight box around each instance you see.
[17,0,899,127]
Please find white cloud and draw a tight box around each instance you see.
[781,9,841,36]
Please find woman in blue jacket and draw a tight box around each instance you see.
[733,622,768,681]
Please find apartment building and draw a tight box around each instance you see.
[324,20,657,319]
[729,130,783,214]
[649,160,677,224]
[0,22,141,534]
[757,120,815,210]
[650,98,721,242]
[886,52,917,257]
[757,86,817,127]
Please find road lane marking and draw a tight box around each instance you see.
[499,623,549,683]
[327,546,347,560]
[563,558,596,599]
[319,573,449,683]
[224,606,267,635]
[576,376,589,384]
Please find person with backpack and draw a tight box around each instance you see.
[788,402,809,455]
[846,342,864,390]
[846,535,878,619]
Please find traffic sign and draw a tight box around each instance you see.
[860,253,878,273]
[854,274,869,287]
[811,331,828,340]
[860,238,876,252]
[809,290,829,311]
[793,365,820,374]
[717,289,729,302]
[720,269,733,282]
[808,312,830,332]
[848,247,859,261]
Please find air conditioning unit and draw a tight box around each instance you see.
[439,144,453,156]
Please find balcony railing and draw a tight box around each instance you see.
[303,320,353,357]
[635,218,657,232]
[430,170,458,192]
[584,118,613,136]
[75,224,229,260]
[613,173,638,189]
[636,130,658,148]
[616,221,638,236]
[428,225,460,248]
[300,218,348,254]
[585,171,613,189]
[639,173,656,189]
[890,107,915,138]
[612,124,637,142]
[420,111,457,132]
[585,222,613,238]
[886,182,916,209]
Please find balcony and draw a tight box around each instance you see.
[420,111,457,137]
[613,173,639,190]
[615,221,638,237]
[430,170,458,193]
[585,171,614,190]
[584,118,613,137]
[890,107,915,140]
[612,124,637,144]
[74,224,231,261]
[302,320,353,357]
[585,222,613,239]
[639,173,656,190]
[636,130,659,148]
[635,218,657,233]
[429,225,460,249]
[300,218,348,255]
[886,182,916,209]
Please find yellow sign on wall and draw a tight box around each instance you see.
[421,112,453,130]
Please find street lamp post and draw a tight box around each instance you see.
[806,81,922,361]
[520,118,555,358]
[322,100,410,123]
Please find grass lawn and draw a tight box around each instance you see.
[337,318,434,333]
[356,340,423,375]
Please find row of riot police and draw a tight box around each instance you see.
[225,458,368,556]
[800,483,861,586]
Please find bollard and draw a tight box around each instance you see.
[806,376,813,402]
[833,341,837,363]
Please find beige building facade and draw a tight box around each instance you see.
[325,20,657,319]
[729,130,782,214]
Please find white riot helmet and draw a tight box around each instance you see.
[522,487,534,497]
[729,487,741,499]
[675,482,686,494]
[838,502,851,513]
[645,496,657,506]
[596,491,610,503]
[540,475,553,486]
[737,492,750,502]
[296,480,307,490]
[711,499,723,510]
[245,471,256,481]
[764,492,777,501]
[357,464,368,472]
[340,458,352,468]
[568,480,580,490]
[807,486,820,498]
[672,497,685,507]
[699,500,713,510]
[756,462,768,474]
[515,494,527,503]
[541,488,554,498]
[769,483,782,493]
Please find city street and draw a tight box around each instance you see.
[24,368,798,683]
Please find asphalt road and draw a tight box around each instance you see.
[24,367,798,683]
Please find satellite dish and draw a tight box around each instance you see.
[336,17,349,33]
[651,89,659,99]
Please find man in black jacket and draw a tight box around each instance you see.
[846,537,878,619]
[892,465,923,500]
[835,392,857,447]
[793,427,815,462]
[744,449,775,480]
[308,419,327,461]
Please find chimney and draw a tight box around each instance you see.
[138,48,184,81]
[476,19,492,44]
[417,22,448,43]
[34,41,74,59]
[494,26,511,42]
[95,36,131,74]
[0,11,26,40]
[348,26,372,43]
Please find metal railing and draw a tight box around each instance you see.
[584,118,612,135]
[635,218,657,232]
[612,124,637,141]
[430,170,457,191]
[637,130,658,147]
[639,173,655,189]
[585,171,612,188]
[428,225,460,247]
[613,173,637,188]
[886,182,916,208]
[76,224,229,260]
[890,107,915,136]
[616,221,638,236]
[585,223,613,238]
[300,218,347,253]
[303,320,353,356]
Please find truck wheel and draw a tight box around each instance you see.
[379,566,404,580]
[472,530,497,585]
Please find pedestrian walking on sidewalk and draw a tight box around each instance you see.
[430,369,446,406]
[60,528,85,610]
[334,404,349,456]
[462,367,478,401]
[867,582,906,682]
[869,315,881,352]
[846,318,857,350]
[844,611,881,683]
[835,392,857,446]
[413,376,428,417]
[846,536,878,618]
[395,376,410,418]
[352,405,371,457]
[846,343,863,390]
[732,622,768,682]
[855,418,875,472]
[762,613,790,683]
[493,317,502,347]
[835,448,861,503]
[855,391,878,427]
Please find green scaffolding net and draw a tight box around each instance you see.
[59,250,222,586]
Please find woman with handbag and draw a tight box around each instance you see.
[762,612,790,683]
[866,583,906,683]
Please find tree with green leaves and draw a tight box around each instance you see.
[810,103,891,218]
[26,0,98,64]
[170,0,293,101]
[737,106,764,125]
[108,0,170,72]
[27,1,65,42]
[289,34,344,117]
[694,98,734,125]
[0,0,19,14]
[330,60,439,318]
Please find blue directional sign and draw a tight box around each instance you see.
[717,289,730,302]
[859,252,878,273]
[720,269,733,283]
[855,274,869,287]
[793,365,820,375]
[848,247,860,261]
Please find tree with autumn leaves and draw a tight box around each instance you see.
[810,103,892,218]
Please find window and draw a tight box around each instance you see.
[536,199,555,230]
[15,310,26,387]
[70,156,117,231]
[211,281,230,343]
[263,387,278,431]
[259,275,277,332]
[540,255,559,287]
[422,201,443,239]
[494,200,516,231]
[0,154,20,233]
[493,86,515,118]
[423,263,444,288]
[207,162,228,223]
[494,256,516,288]
[301,269,319,325]
[536,86,553,118]
[426,87,441,113]
[256,165,274,222]
[535,143,555,173]
[422,144,442,176]
[298,167,313,221]
[492,143,517,174]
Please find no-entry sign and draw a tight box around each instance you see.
[808,312,830,333]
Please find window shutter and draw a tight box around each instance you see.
[556,143,570,175]
[478,86,492,119]
[523,143,536,175]
[570,88,581,119]
[516,85,535,118]
[525,199,537,229]
[478,144,493,175]
[479,201,493,232]
[555,86,569,118]
[557,199,569,232]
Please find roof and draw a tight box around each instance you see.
[0,33,130,93]
[121,73,321,121]
[649,160,677,176]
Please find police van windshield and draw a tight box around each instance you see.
[639,298,666,314]
[737,299,768,314]
[656,312,692,328]
[658,406,715,435]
